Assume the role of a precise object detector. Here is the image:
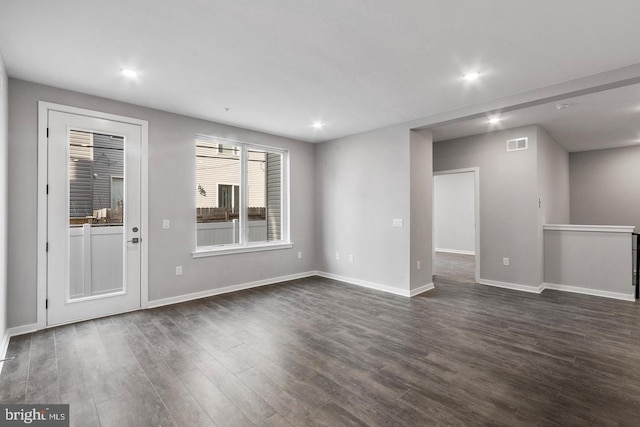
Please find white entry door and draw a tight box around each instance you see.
[47,109,143,325]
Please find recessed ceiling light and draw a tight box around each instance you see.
[121,68,138,78]
[463,72,481,81]
[311,122,324,130]
[488,116,501,124]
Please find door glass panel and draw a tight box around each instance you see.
[68,130,125,300]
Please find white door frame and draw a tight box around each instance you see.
[37,101,149,329]
[433,167,480,282]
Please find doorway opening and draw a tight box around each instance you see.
[433,168,480,284]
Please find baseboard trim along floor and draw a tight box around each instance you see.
[147,271,318,309]
[479,279,635,302]
[315,271,434,298]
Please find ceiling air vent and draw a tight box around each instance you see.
[506,137,528,152]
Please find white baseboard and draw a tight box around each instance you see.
[542,283,635,302]
[315,271,415,297]
[0,330,10,375]
[0,323,39,375]
[147,271,317,309]
[479,278,636,302]
[435,248,475,256]
[478,279,544,294]
[410,283,435,297]
[7,323,40,337]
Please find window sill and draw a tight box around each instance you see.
[192,242,294,258]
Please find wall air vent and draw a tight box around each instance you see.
[506,137,528,152]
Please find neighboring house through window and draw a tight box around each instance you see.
[195,136,288,252]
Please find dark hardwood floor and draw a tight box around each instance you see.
[1,275,640,426]
[434,251,476,284]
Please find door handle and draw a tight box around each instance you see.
[127,237,140,244]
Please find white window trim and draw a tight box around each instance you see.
[193,135,291,258]
[192,242,294,258]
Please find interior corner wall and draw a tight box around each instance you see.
[536,127,569,225]
[536,126,569,286]
[7,78,316,329]
[0,53,8,344]
[570,145,640,229]
[433,125,541,287]
[409,129,433,290]
[315,125,411,292]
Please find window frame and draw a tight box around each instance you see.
[193,135,292,258]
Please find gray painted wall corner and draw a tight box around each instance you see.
[535,126,570,286]
[409,129,433,289]
[315,124,412,291]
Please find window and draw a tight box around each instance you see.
[194,136,290,256]
[218,184,239,210]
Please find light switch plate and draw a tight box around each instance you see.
[163,219,170,229]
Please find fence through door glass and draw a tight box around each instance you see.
[68,130,125,300]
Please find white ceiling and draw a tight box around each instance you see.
[431,82,640,152]
[1,0,640,143]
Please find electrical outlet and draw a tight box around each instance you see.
[349,254,354,263]
[503,258,510,266]
[335,252,340,261]
[417,260,421,270]
[163,219,170,229]
[392,218,404,228]
[297,251,302,259]
[176,266,182,275]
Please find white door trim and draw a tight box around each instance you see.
[37,102,149,330]
[433,167,480,283]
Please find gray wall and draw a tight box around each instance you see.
[7,78,316,328]
[0,53,8,341]
[434,126,541,287]
[570,145,640,229]
[315,125,411,291]
[409,129,433,289]
[434,172,475,253]
[536,126,570,285]
[537,127,570,225]
[544,229,632,296]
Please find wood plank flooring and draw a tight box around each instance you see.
[434,251,476,284]
[2,275,640,426]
